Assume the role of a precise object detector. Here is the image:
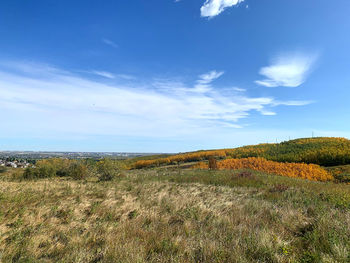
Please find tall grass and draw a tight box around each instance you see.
[1,168,349,262]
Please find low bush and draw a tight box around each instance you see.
[217,157,333,182]
[97,158,120,181]
[193,158,333,182]
[0,166,7,173]
[23,159,88,180]
[69,162,88,180]
[23,167,37,179]
[23,165,55,179]
[326,165,350,183]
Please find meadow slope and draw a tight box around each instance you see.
[1,169,350,263]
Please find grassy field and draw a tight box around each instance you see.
[1,168,350,262]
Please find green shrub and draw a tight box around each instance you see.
[0,166,7,174]
[56,167,70,177]
[97,159,120,181]
[38,165,56,178]
[23,167,37,179]
[23,159,88,180]
[24,165,56,179]
[68,162,87,180]
[21,158,121,181]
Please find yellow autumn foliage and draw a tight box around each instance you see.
[194,157,333,182]
[133,137,350,169]
[134,150,227,169]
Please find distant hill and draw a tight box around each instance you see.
[226,137,350,166]
[133,137,350,168]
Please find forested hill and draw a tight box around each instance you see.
[133,137,350,168]
[227,137,350,166]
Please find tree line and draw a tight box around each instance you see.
[133,137,350,168]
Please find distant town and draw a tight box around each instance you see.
[0,159,31,168]
[0,151,162,168]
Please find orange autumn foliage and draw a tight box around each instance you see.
[192,161,210,169]
[193,157,333,182]
[134,150,227,169]
[133,137,350,169]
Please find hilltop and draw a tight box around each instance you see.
[132,137,350,168]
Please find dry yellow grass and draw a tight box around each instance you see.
[1,169,350,262]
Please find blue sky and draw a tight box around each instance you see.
[0,0,350,152]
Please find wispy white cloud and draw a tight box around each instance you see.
[197,70,224,84]
[258,109,276,116]
[193,70,224,93]
[102,38,118,48]
[90,70,115,79]
[233,87,246,92]
[0,62,310,139]
[115,74,135,80]
[273,100,313,106]
[87,70,134,80]
[255,54,317,87]
[201,0,244,18]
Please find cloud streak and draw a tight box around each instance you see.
[0,62,311,139]
[193,70,224,93]
[102,38,118,48]
[255,54,317,87]
[201,0,244,18]
[90,70,115,79]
